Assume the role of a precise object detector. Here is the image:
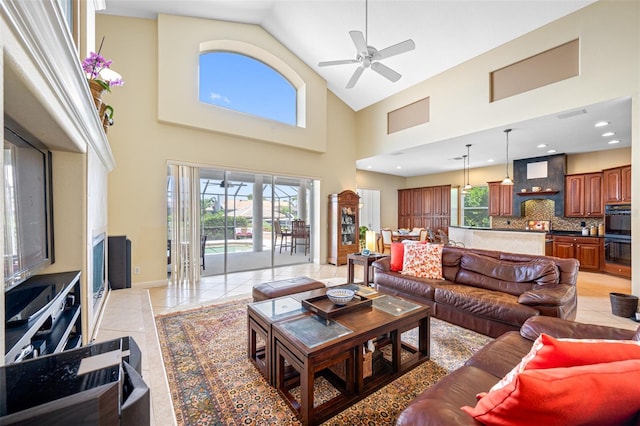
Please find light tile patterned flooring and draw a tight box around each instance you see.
[95,264,637,426]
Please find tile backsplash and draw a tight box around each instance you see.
[491,199,603,231]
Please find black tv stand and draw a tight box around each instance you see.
[4,271,81,364]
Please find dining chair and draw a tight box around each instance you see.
[274,219,291,253]
[380,228,393,254]
[291,220,309,256]
[419,228,429,242]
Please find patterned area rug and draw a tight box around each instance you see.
[156,298,492,425]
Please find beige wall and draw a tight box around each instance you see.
[98,15,357,285]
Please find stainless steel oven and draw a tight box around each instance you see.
[604,237,631,267]
[604,204,631,237]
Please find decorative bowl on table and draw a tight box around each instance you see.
[326,288,355,306]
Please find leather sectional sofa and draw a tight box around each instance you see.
[372,246,579,338]
[395,316,640,425]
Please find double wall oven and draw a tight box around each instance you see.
[604,204,631,268]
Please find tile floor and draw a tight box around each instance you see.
[95,264,637,426]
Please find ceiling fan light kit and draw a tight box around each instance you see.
[318,0,415,88]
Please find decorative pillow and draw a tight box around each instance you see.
[489,333,640,394]
[400,243,444,279]
[390,242,404,271]
[461,359,640,426]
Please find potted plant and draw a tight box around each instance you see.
[82,51,124,127]
[359,226,368,251]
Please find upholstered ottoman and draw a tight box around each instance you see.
[252,276,325,301]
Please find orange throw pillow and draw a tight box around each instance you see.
[462,359,640,426]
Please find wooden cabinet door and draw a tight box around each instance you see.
[621,165,632,202]
[576,242,601,270]
[603,167,622,203]
[422,187,434,215]
[564,174,585,216]
[398,190,411,228]
[488,181,512,216]
[432,186,443,215]
[488,182,501,216]
[585,172,603,216]
[553,238,576,259]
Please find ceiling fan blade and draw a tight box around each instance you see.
[377,39,416,60]
[318,59,359,67]
[349,30,368,56]
[346,66,365,89]
[371,62,401,82]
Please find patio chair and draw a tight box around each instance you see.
[274,219,291,253]
[201,234,207,269]
[291,220,309,256]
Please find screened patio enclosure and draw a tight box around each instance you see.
[168,165,317,281]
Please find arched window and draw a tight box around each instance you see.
[199,51,297,126]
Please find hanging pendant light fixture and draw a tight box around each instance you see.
[464,144,473,191]
[461,154,468,194]
[501,129,514,185]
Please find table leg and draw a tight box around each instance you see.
[347,258,355,283]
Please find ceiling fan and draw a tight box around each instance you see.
[318,0,415,89]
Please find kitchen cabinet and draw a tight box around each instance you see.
[397,185,451,232]
[488,181,513,216]
[328,190,360,265]
[552,235,602,271]
[603,165,631,203]
[564,172,603,217]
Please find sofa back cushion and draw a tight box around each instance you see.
[456,252,560,296]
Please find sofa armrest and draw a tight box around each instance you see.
[372,257,391,272]
[518,284,575,306]
[520,315,637,342]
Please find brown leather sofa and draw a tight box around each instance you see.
[395,316,640,425]
[373,246,579,338]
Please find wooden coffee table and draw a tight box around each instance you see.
[270,292,430,425]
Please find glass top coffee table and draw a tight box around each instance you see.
[267,291,430,426]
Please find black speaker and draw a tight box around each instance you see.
[108,235,131,290]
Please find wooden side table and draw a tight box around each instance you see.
[347,253,389,285]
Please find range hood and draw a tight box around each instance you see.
[512,154,566,217]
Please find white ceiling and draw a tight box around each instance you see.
[100,0,631,177]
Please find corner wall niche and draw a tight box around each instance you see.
[512,154,566,217]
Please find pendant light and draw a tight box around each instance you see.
[464,144,473,191]
[461,154,468,194]
[501,129,514,185]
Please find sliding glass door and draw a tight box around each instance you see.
[169,164,316,280]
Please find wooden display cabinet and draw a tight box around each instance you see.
[328,190,360,265]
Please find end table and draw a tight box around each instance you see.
[347,253,389,285]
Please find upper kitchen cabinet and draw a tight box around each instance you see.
[564,172,603,217]
[603,165,631,203]
[488,181,513,216]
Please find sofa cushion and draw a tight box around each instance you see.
[401,243,444,279]
[461,359,640,426]
[434,285,539,326]
[456,253,559,296]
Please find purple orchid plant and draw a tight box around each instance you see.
[82,51,124,91]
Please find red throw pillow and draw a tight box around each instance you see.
[526,333,640,370]
[462,359,640,426]
[489,333,640,394]
[390,242,404,271]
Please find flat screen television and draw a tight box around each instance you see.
[3,119,54,291]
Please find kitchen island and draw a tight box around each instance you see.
[448,226,546,255]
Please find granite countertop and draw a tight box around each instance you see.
[449,226,603,237]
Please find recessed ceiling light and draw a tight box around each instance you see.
[537,144,547,148]
[396,165,402,169]
[608,140,621,145]
[547,149,557,153]
[602,132,615,137]
[366,165,372,169]
[594,121,610,127]
[487,159,494,163]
